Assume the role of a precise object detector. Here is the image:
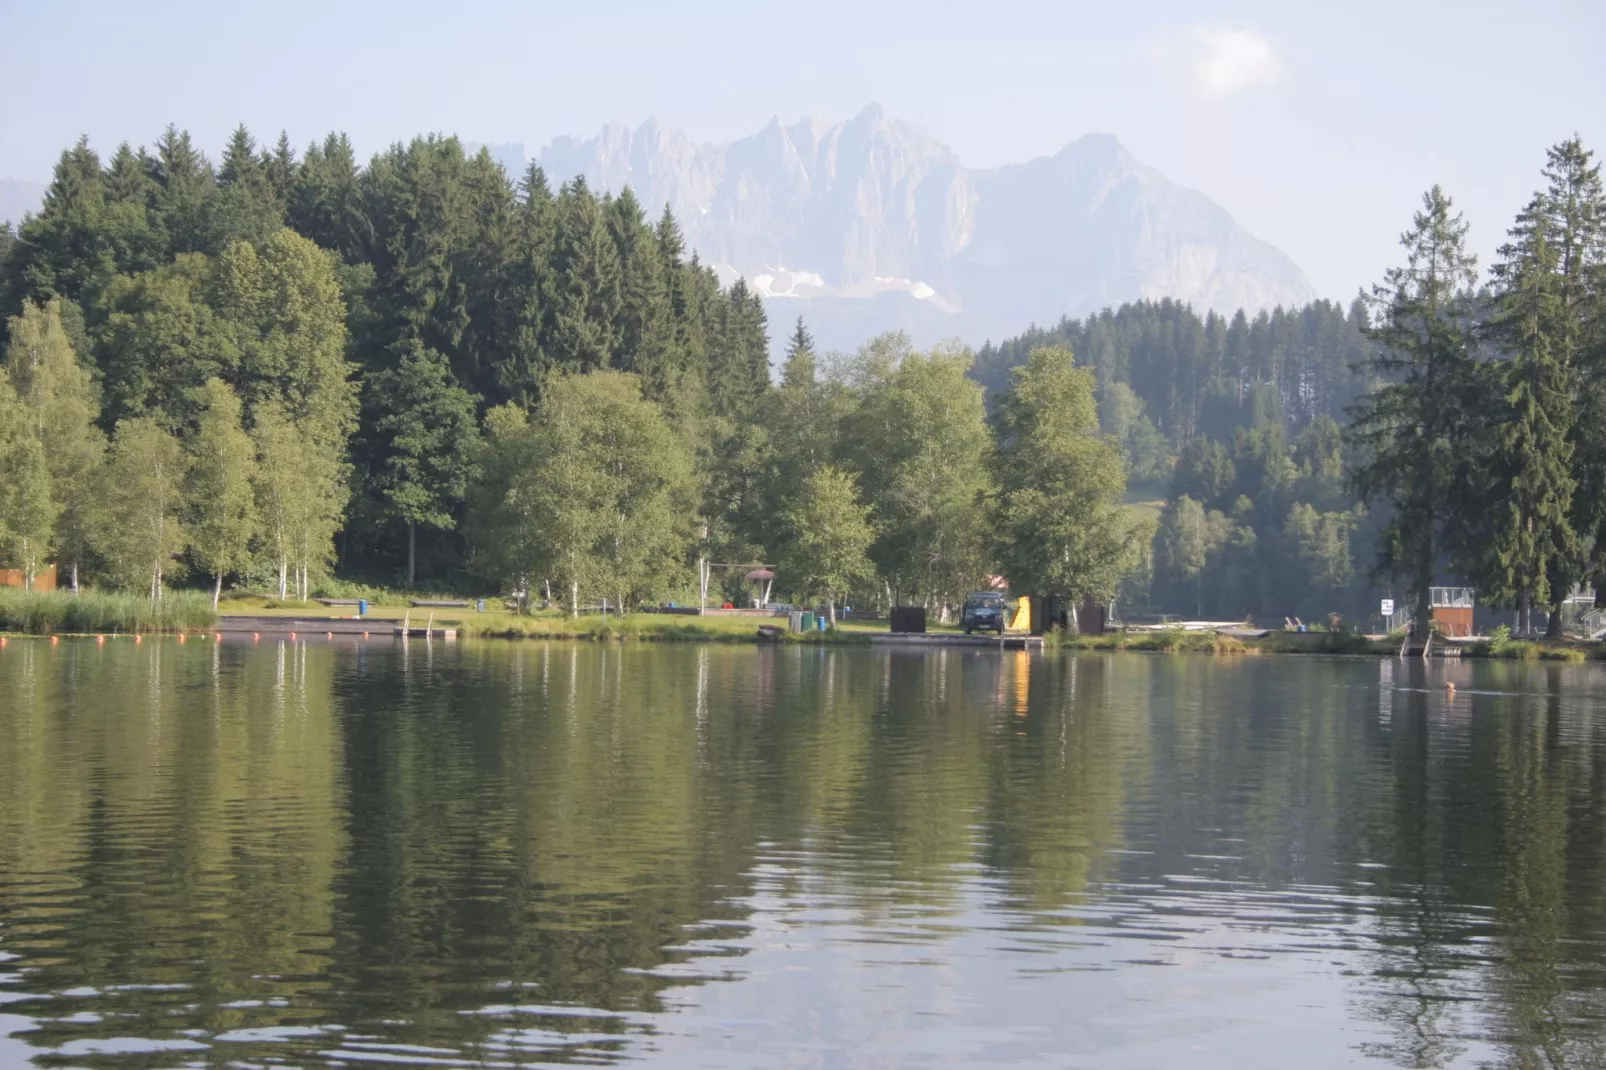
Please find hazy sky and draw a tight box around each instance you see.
[3,0,1603,299]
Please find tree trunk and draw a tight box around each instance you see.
[570,580,579,618]
[278,559,288,600]
[1413,585,1432,642]
[407,521,416,589]
[71,561,79,595]
[827,597,837,628]
[213,571,223,611]
[1545,598,1564,639]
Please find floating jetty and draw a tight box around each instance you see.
[869,633,1044,650]
[216,615,456,640]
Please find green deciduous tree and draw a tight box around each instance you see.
[843,342,994,612]
[187,378,257,607]
[250,400,347,601]
[780,466,875,626]
[96,417,187,598]
[991,346,1139,622]
[468,372,693,614]
[5,298,105,590]
[0,378,56,588]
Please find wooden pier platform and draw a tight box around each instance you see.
[216,615,456,640]
[869,633,1044,650]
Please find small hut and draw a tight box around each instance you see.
[1430,587,1475,637]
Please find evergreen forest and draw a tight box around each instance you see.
[1,125,1602,636]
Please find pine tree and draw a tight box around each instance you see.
[1347,187,1480,639]
[187,378,257,607]
[363,340,480,587]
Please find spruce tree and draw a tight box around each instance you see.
[1536,139,1606,627]
[782,317,816,389]
[546,176,621,373]
[494,164,557,405]
[607,187,673,394]
[363,340,480,587]
[1477,198,1577,629]
[1347,187,1480,639]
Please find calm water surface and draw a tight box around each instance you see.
[2,639,1605,1068]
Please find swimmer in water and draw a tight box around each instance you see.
[1445,680,1456,696]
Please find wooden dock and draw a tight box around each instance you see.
[869,633,1044,650]
[216,616,456,640]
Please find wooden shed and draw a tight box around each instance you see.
[1430,587,1475,638]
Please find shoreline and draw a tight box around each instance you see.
[0,615,1598,661]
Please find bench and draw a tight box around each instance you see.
[316,598,362,606]
[410,599,472,609]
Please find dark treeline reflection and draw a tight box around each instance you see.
[1,642,1605,1066]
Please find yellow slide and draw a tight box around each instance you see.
[1008,598,1031,632]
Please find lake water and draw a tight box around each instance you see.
[1,639,1604,1068]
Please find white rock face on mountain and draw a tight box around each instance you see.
[533,105,1317,351]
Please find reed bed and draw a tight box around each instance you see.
[0,588,217,634]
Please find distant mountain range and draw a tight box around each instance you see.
[4,109,1318,354]
[501,104,1318,352]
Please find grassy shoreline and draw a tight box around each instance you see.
[0,588,216,635]
[2,588,1597,660]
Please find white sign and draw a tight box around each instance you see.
[1380,599,1395,617]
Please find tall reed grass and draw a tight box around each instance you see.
[0,588,217,634]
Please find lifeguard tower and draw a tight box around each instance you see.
[1429,587,1475,637]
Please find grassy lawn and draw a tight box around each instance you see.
[216,596,902,642]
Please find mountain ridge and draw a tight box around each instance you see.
[519,105,1316,349]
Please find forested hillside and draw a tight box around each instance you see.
[0,126,770,589]
[975,299,1385,624]
[977,136,1606,637]
[2,124,1601,638]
